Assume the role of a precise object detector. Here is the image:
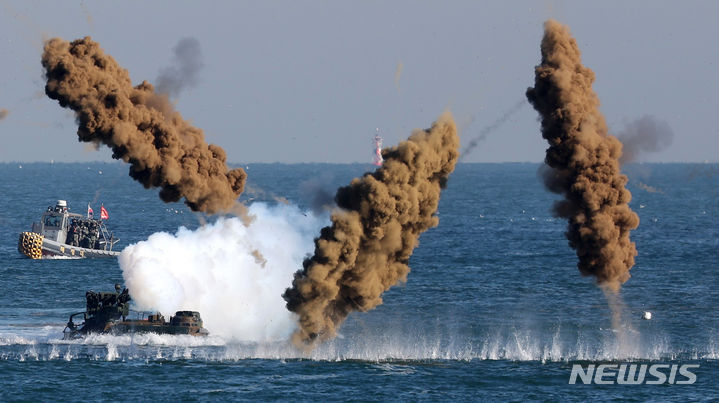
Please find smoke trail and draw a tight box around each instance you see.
[459,99,525,160]
[283,112,459,346]
[526,20,639,291]
[41,37,245,213]
[80,0,93,28]
[616,116,674,164]
[156,37,203,98]
[602,287,641,358]
[120,203,325,341]
[0,109,8,121]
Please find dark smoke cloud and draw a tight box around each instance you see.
[156,37,203,98]
[0,109,9,121]
[42,37,246,213]
[526,20,639,292]
[616,116,674,164]
[298,174,337,214]
[283,112,459,346]
[459,99,525,160]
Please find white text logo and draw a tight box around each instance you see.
[568,364,699,385]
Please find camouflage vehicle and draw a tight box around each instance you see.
[63,284,209,339]
[18,200,119,259]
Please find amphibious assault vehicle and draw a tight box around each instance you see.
[18,200,119,259]
[63,284,208,339]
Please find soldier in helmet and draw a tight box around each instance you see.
[87,229,96,250]
[73,223,80,246]
[66,220,75,246]
[80,224,89,248]
[69,219,79,246]
[93,222,101,249]
[86,291,98,313]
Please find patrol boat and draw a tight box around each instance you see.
[63,284,209,339]
[18,200,119,259]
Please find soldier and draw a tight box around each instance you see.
[72,224,80,246]
[93,222,101,249]
[105,292,117,306]
[66,221,75,245]
[81,225,89,248]
[86,291,98,313]
[118,287,130,303]
[70,220,79,246]
[88,223,97,249]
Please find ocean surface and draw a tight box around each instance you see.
[0,162,717,401]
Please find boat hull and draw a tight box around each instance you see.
[18,231,120,259]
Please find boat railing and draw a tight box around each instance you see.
[98,221,118,251]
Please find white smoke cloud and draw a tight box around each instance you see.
[119,203,326,342]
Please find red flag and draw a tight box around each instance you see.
[87,203,93,219]
[100,205,109,220]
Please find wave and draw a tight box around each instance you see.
[0,327,716,363]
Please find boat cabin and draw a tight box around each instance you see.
[29,200,118,251]
[30,200,82,244]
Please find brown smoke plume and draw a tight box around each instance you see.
[526,20,639,291]
[0,109,9,121]
[283,112,459,346]
[41,37,245,213]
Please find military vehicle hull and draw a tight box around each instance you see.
[18,200,119,259]
[63,314,210,339]
[63,286,208,339]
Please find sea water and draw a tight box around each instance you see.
[0,162,717,401]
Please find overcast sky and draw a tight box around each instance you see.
[1,1,717,163]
